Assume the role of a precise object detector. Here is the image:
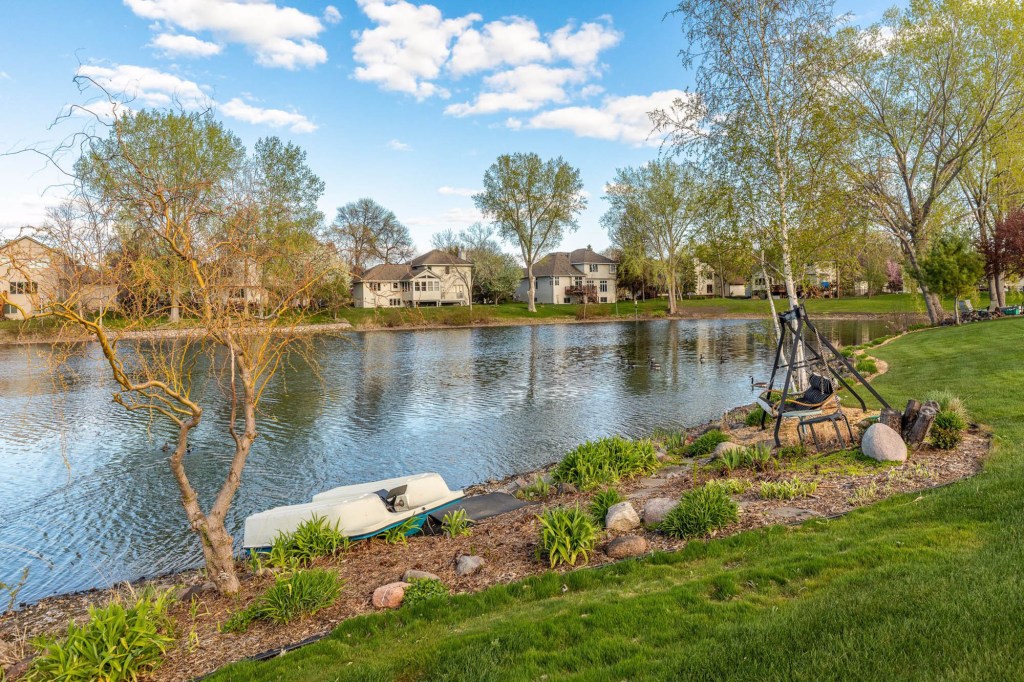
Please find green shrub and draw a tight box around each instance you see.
[441,509,472,538]
[653,428,687,458]
[537,505,599,568]
[685,430,730,457]
[659,484,739,539]
[856,357,879,374]
[744,443,775,471]
[27,591,174,682]
[758,478,818,500]
[516,478,553,500]
[403,578,449,608]
[552,436,659,490]
[931,411,968,450]
[744,407,767,427]
[717,446,745,474]
[381,518,421,545]
[588,488,624,527]
[223,569,342,633]
[266,514,349,568]
[840,346,856,358]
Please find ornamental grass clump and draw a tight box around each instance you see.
[441,508,472,538]
[659,484,739,539]
[552,436,659,490]
[588,487,624,527]
[222,569,342,633]
[26,590,175,682]
[744,407,767,427]
[758,478,818,500]
[684,430,730,457]
[267,514,349,568]
[537,505,599,568]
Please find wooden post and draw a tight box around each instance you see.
[906,402,938,449]
[879,407,902,432]
[901,399,921,440]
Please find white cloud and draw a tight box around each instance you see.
[0,71,10,81]
[387,138,413,151]
[446,64,587,116]
[352,0,478,99]
[505,117,522,130]
[323,5,342,24]
[406,206,482,227]
[219,97,317,132]
[549,18,622,67]
[150,33,223,57]
[124,0,329,69]
[448,17,550,76]
[526,89,689,146]
[76,64,209,108]
[438,186,477,197]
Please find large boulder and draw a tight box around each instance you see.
[605,501,641,532]
[372,582,409,609]
[605,535,649,559]
[455,555,485,576]
[642,497,678,526]
[861,423,908,462]
[713,441,744,458]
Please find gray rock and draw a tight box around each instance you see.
[861,423,907,462]
[642,497,678,526]
[455,555,485,576]
[713,441,744,458]
[605,501,641,532]
[403,569,442,582]
[771,507,822,523]
[605,535,649,559]
[557,482,577,495]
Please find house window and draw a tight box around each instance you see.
[589,264,598,272]
[599,281,608,292]
[370,282,381,292]
[402,282,410,291]
[392,282,399,290]
[389,298,402,307]
[3,304,16,316]
[553,277,560,285]
[564,297,571,303]
[706,284,713,294]
[231,288,246,299]
[601,297,608,303]
[9,281,38,295]
[445,266,451,274]
[609,264,617,274]
[574,277,583,286]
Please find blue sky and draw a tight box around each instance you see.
[0,0,895,255]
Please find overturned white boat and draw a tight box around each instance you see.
[242,473,463,551]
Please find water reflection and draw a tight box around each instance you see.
[0,317,889,604]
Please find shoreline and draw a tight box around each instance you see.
[0,309,922,346]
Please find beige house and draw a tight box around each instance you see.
[1,235,117,320]
[351,250,472,308]
[692,258,748,297]
[515,248,619,304]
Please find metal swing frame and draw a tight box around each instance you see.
[757,305,891,446]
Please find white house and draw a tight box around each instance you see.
[515,248,619,304]
[351,250,472,308]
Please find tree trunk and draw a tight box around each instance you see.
[169,288,180,323]
[906,401,939,449]
[996,272,1006,308]
[879,407,902,432]
[527,264,536,313]
[988,275,999,311]
[667,269,678,315]
[197,519,241,593]
[901,399,921,440]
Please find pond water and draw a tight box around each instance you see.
[0,317,890,604]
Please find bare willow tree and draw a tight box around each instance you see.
[331,198,414,273]
[832,0,1024,323]
[2,94,335,594]
[474,153,586,313]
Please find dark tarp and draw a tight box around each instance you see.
[422,492,529,535]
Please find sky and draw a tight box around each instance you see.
[0,0,895,256]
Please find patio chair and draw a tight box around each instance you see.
[757,373,853,449]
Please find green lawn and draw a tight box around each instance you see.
[210,317,1024,681]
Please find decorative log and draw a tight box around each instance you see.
[906,404,938,449]
[901,399,921,439]
[879,407,902,432]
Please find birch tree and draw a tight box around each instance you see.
[473,153,586,313]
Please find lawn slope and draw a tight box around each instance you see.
[210,318,1024,682]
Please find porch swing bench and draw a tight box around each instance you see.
[756,374,853,450]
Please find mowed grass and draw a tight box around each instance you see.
[210,317,1024,681]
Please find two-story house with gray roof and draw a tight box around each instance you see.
[351,249,473,308]
[514,248,619,304]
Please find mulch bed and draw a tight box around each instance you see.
[0,408,989,682]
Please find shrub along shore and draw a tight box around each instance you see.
[2,320,1009,681]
